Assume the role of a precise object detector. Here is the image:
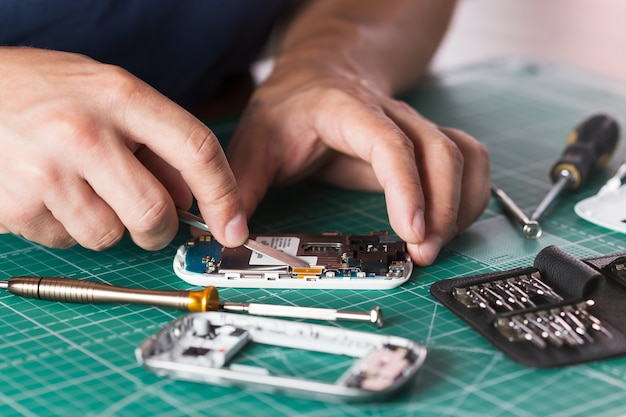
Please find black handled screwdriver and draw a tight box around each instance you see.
[530,114,620,221]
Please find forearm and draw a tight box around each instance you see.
[275,0,457,95]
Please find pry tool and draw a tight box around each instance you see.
[530,114,620,221]
[177,209,310,268]
[0,277,383,327]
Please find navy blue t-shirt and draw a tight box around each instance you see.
[0,0,291,106]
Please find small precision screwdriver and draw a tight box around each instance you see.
[491,183,542,239]
[531,114,620,221]
[0,276,383,327]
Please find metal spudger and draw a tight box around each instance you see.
[0,277,382,327]
[177,209,310,268]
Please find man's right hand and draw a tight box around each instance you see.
[0,47,248,251]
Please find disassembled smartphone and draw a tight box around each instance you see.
[135,312,427,401]
[173,232,413,289]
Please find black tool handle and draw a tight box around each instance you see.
[550,113,620,190]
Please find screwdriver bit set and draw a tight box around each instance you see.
[431,245,626,367]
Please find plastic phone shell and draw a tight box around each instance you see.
[135,312,426,401]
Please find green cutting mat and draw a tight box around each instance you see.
[2,60,626,417]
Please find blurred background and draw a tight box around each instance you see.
[433,0,626,81]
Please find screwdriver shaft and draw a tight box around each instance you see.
[222,302,383,328]
[491,184,542,239]
[531,114,620,222]
[531,171,573,221]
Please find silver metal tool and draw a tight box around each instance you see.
[177,209,310,268]
[493,299,611,349]
[222,303,383,328]
[491,183,542,239]
[0,276,382,326]
[530,114,620,221]
[453,272,562,313]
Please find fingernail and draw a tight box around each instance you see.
[412,209,426,242]
[417,235,443,265]
[225,213,249,246]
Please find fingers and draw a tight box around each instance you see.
[310,119,489,267]
[0,172,68,249]
[381,101,489,266]
[439,126,491,231]
[226,83,488,268]
[135,147,193,210]
[319,101,427,244]
[0,49,246,251]
[42,175,125,251]
[0,203,77,248]
[375,104,459,265]
[34,106,183,251]
[108,77,248,247]
[328,95,488,266]
[369,132,427,244]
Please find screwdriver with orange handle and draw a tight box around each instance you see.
[530,114,620,221]
[0,276,383,327]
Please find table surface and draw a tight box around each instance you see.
[2,61,626,417]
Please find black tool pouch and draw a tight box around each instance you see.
[430,245,626,367]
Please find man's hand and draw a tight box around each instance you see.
[227,0,489,266]
[227,66,490,266]
[0,47,248,250]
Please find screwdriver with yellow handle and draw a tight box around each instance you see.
[530,114,620,221]
[0,276,383,327]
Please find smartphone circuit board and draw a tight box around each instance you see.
[173,232,413,289]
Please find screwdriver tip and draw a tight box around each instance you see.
[522,221,542,240]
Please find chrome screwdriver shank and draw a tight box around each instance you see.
[222,302,383,328]
[491,184,542,239]
[531,170,573,221]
